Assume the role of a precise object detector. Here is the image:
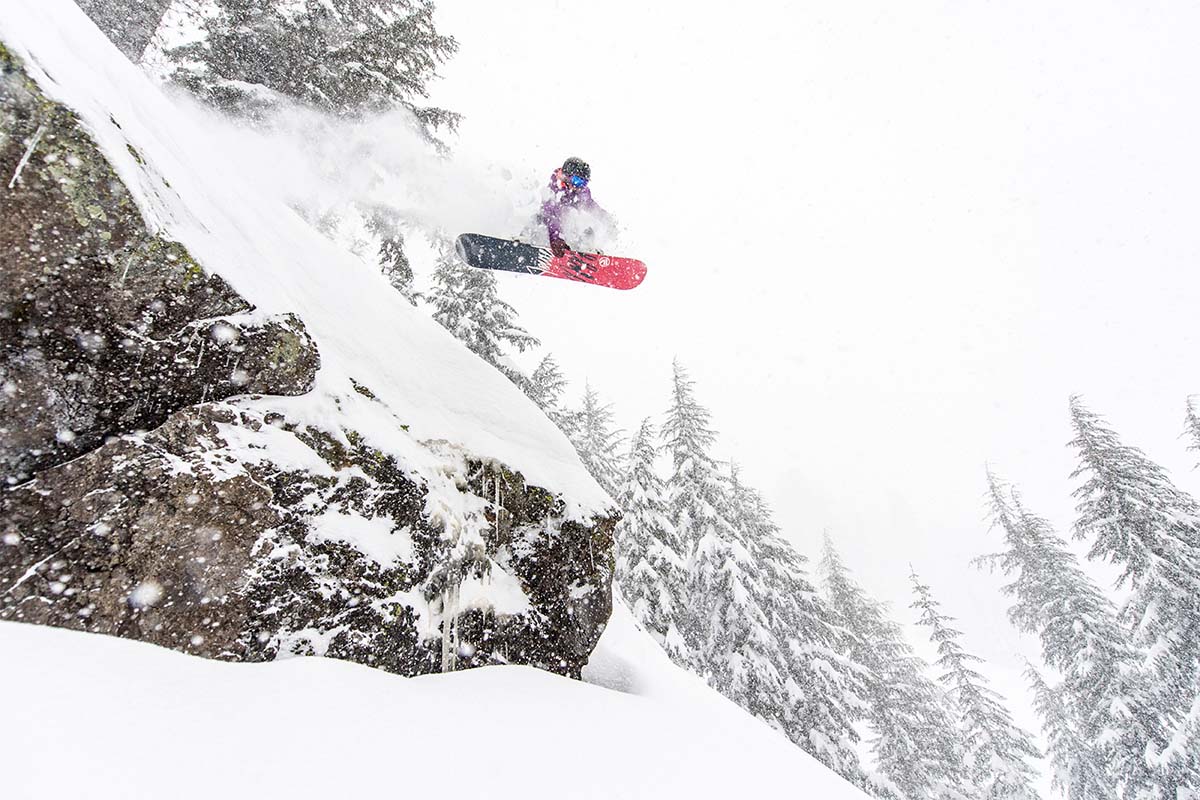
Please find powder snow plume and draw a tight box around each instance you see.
[160,89,554,254]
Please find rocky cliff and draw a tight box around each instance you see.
[0,10,616,678]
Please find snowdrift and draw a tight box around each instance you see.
[1,616,868,799]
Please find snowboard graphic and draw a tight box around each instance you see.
[455,233,647,291]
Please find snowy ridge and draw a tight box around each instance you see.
[0,0,612,522]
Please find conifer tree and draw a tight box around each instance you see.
[77,0,171,62]
[425,241,538,374]
[907,568,1041,800]
[658,360,733,666]
[680,494,777,712]
[981,473,1163,799]
[821,536,969,800]
[363,210,416,302]
[614,418,687,643]
[733,503,866,789]
[567,383,625,497]
[165,0,459,133]
[661,360,725,550]
[1186,396,1200,465]
[523,353,576,437]
[1025,665,1110,800]
[1069,397,1200,791]
[910,568,1041,800]
[379,233,415,300]
[720,469,799,710]
[656,365,867,786]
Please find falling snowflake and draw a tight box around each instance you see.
[76,331,106,352]
[129,580,164,609]
[210,322,240,344]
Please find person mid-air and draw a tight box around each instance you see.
[537,156,612,257]
[453,156,645,290]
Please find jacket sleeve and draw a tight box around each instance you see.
[539,199,563,241]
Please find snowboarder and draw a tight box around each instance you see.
[538,157,611,257]
[454,157,644,290]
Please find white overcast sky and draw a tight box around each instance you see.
[427,0,1200,713]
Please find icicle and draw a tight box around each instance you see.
[8,123,47,189]
[119,235,147,286]
[119,251,136,286]
[494,470,501,539]
[440,576,459,672]
[193,335,206,369]
[451,580,461,664]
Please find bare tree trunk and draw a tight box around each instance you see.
[74,0,173,63]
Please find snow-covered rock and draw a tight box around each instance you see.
[0,0,615,678]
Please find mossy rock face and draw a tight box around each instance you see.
[0,44,320,485]
[450,459,616,674]
[0,405,616,679]
[0,406,278,656]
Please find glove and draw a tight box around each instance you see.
[549,237,570,258]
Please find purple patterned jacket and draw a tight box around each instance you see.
[538,170,607,245]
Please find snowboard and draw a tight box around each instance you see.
[455,233,647,291]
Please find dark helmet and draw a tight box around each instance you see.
[561,157,591,181]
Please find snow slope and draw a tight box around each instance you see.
[0,0,610,520]
[0,617,868,799]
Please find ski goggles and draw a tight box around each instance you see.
[566,174,588,188]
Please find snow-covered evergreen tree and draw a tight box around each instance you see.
[158,3,459,286]
[821,536,969,800]
[910,568,1041,800]
[522,353,576,437]
[981,473,1164,799]
[425,241,538,374]
[379,233,415,300]
[614,418,687,643]
[652,364,867,786]
[1069,397,1200,792]
[566,383,625,497]
[718,471,806,714]
[363,210,416,302]
[164,0,459,132]
[1186,396,1200,466]
[1025,665,1111,800]
[680,493,780,715]
[733,501,866,789]
[76,0,171,62]
[524,353,567,411]
[661,360,726,550]
[658,360,733,665]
